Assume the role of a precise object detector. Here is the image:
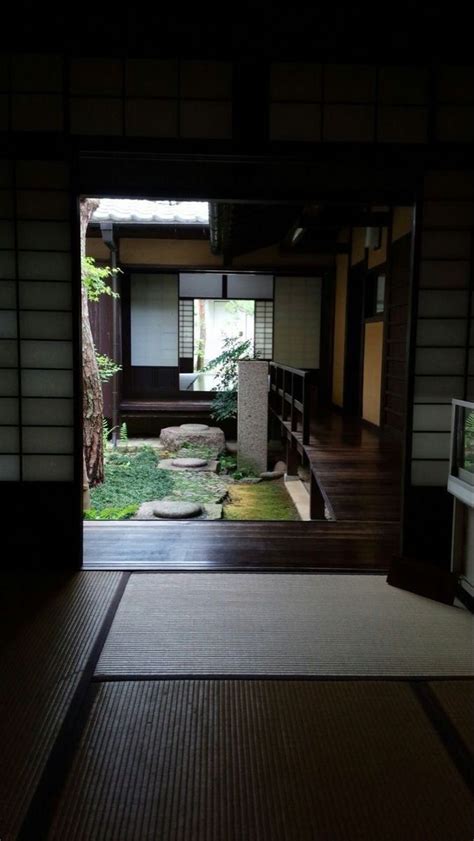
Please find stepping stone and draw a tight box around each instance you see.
[171,457,208,469]
[153,501,202,519]
[226,441,238,454]
[159,425,225,456]
[260,470,285,480]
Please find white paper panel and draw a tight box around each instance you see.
[270,104,321,142]
[0,220,15,248]
[22,454,73,481]
[12,94,63,132]
[17,221,71,250]
[274,277,321,369]
[21,369,73,397]
[323,105,374,142]
[179,101,232,140]
[419,260,470,289]
[125,59,178,97]
[22,427,74,454]
[22,398,73,426]
[0,370,18,396]
[411,460,450,487]
[20,312,72,339]
[0,340,18,367]
[412,432,451,460]
[16,190,69,219]
[19,281,72,310]
[270,63,321,101]
[417,290,468,318]
[0,190,14,217]
[0,312,17,339]
[414,375,464,403]
[0,251,15,279]
[412,404,453,431]
[416,319,468,347]
[180,61,232,99]
[227,274,273,299]
[415,347,465,375]
[125,100,178,138]
[179,273,222,298]
[18,251,71,281]
[0,280,16,308]
[131,274,178,367]
[0,398,19,424]
[421,230,471,259]
[16,160,69,189]
[21,340,73,368]
[423,202,474,228]
[70,98,122,136]
[0,427,19,452]
[0,454,20,481]
[12,54,63,92]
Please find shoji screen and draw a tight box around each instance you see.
[130,274,178,366]
[410,173,474,489]
[273,277,322,369]
[0,159,74,484]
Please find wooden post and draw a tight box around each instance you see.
[310,470,326,519]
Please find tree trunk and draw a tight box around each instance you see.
[80,198,104,486]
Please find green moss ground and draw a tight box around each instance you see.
[87,447,228,520]
[86,446,300,521]
[223,479,300,521]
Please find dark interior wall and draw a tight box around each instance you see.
[1,50,473,569]
[381,233,412,437]
[403,174,474,566]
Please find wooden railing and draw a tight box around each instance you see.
[268,362,316,445]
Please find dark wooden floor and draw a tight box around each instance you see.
[307,412,401,523]
[84,411,401,571]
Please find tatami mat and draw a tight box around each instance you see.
[96,573,473,677]
[429,680,474,754]
[0,571,122,841]
[48,680,473,841]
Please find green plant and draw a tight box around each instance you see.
[82,256,121,302]
[84,504,139,521]
[201,336,253,422]
[218,454,237,474]
[120,422,128,443]
[96,351,122,383]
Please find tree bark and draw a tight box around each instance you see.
[80,198,104,486]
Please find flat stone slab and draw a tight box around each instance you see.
[133,500,222,520]
[260,470,285,480]
[157,458,218,474]
[159,425,225,456]
[153,501,202,519]
[171,457,208,468]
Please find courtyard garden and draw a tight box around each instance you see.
[85,431,300,522]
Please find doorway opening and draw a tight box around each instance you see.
[81,193,408,567]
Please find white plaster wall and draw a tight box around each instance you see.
[273,276,321,369]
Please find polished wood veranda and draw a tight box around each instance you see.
[83,411,401,571]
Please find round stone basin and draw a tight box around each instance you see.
[153,501,202,519]
[171,457,208,469]
[179,424,209,432]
